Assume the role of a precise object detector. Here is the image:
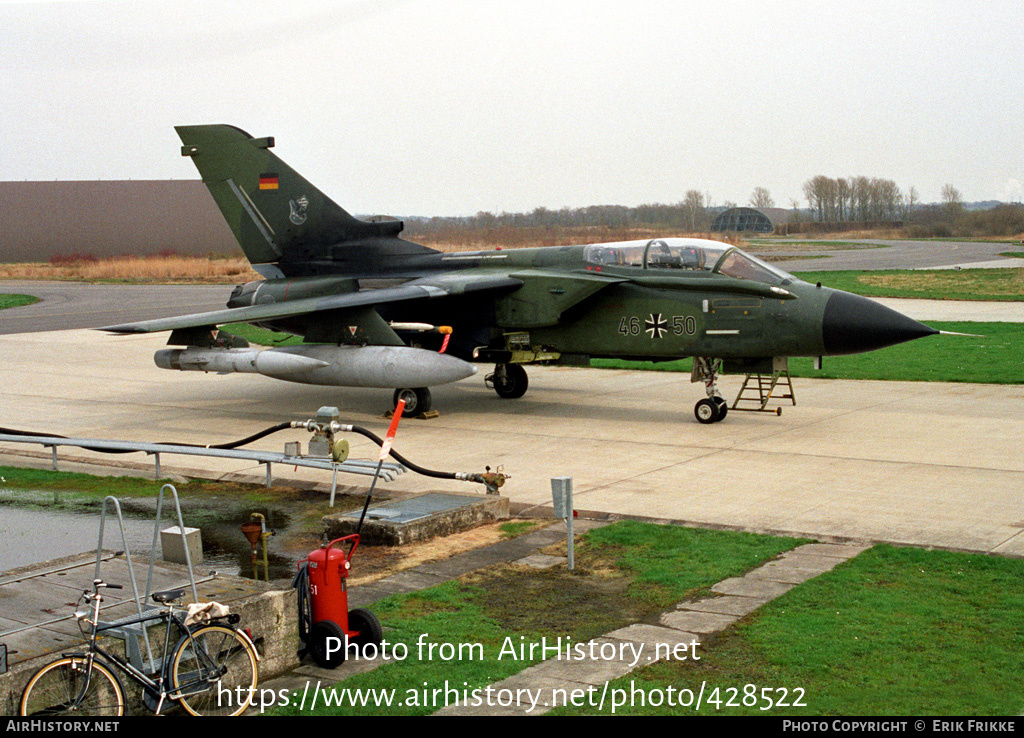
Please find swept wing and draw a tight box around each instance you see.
[100,274,523,334]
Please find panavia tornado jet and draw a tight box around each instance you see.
[102,125,938,422]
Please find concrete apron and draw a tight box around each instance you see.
[0,329,1021,557]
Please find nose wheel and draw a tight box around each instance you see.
[695,396,729,424]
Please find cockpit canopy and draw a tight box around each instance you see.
[584,238,793,285]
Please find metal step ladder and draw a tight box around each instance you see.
[93,484,203,673]
[730,358,796,416]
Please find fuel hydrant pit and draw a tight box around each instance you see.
[321,492,509,546]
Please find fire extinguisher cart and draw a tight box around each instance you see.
[294,534,383,668]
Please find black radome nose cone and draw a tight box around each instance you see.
[822,291,939,355]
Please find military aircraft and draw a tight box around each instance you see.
[102,124,939,423]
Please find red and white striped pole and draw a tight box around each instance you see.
[356,399,405,534]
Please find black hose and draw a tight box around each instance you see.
[0,422,474,485]
[344,425,459,481]
[0,423,294,454]
[0,426,133,454]
[190,422,293,450]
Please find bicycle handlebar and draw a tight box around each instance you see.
[86,580,123,599]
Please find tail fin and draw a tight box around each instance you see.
[176,125,435,277]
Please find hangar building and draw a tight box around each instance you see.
[711,206,793,234]
[0,180,235,262]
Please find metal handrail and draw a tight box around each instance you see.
[0,433,406,487]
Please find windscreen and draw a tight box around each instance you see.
[714,249,793,284]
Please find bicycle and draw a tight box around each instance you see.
[19,579,259,717]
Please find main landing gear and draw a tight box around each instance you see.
[485,363,528,399]
[393,387,431,417]
[692,357,728,424]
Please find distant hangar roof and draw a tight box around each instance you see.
[712,206,792,233]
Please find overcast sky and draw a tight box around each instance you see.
[1,0,1021,216]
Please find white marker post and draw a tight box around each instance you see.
[551,476,574,570]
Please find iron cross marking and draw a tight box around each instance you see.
[645,313,668,339]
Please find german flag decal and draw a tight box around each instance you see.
[258,173,279,190]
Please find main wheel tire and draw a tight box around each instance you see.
[493,363,528,399]
[712,396,728,421]
[346,608,384,658]
[694,398,721,424]
[308,619,348,669]
[170,625,259,716]
[393,387,431,416]
[20,657,125,716]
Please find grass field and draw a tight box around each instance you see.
[599,321,1021,384]
[0,294,39,310]
[0,255,259,283]
[0,465,280,510]
[270,522,806,716]
[2,465,1019,717]
[222,321,304,346]
[553,544,1023,716]
[793,267,1024,301]
[265,523,1022,717]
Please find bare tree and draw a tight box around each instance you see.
[789,199,802,223]
[836,178,850,222]
[680,190,705,231]
[803,176,829,220]
[940,183,964,220]
[902,186,919,221]
[749,187,774,209]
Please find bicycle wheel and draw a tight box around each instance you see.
[170,625,258,716]
[20,657,125,716]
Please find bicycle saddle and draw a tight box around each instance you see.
[151,588,186,604]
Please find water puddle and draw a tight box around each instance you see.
[0,492,301,580]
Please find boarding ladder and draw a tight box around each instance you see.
[730,358,796,416]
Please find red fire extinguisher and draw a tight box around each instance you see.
[295,534,383,668]
[294,401,402,667]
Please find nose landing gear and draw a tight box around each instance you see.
[692,357,728,424]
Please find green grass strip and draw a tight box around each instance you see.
[792,268,1024,301]
[0,294,39,310]
[553,545,1024,715]
[0,466,283,509]
[0,465,169,501]
[592,322,1023,384]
